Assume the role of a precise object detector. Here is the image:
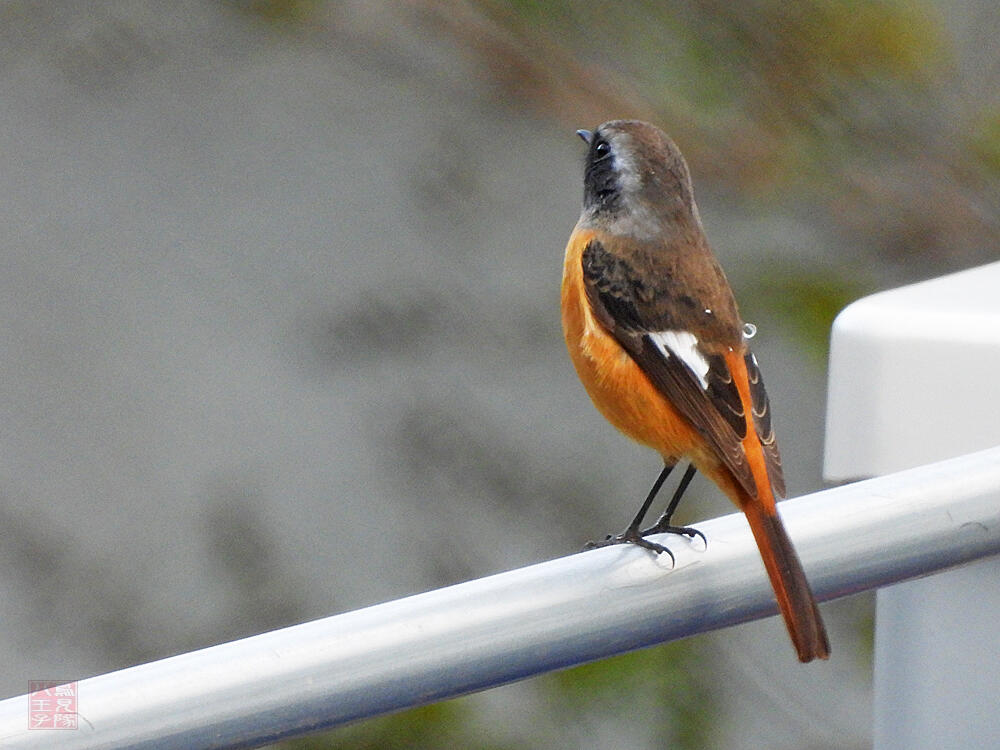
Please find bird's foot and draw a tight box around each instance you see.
[584,527,675,565]
[640,522,707,548]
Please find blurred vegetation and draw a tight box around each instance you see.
[970,109,1000,177]
[284,702,519,750]
[231,0,321,23]
[545,641,712,749]
[444,0,999,271]
[282,641,711,750]
[741,259,872,366]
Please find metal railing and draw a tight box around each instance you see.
[1,445,998,749]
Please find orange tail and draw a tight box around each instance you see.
[742,500,829,662]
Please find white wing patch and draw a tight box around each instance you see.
[648,330,710,389]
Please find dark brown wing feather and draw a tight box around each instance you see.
[745,351,786,497]
[582,239,757,496]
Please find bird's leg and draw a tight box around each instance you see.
[640,463,706,546]
[585,463,676,561]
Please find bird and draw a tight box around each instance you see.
[561,119,829,662]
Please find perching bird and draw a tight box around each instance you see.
[561,120,829,662]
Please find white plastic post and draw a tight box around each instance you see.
[824,261,1000,749]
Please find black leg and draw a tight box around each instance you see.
[627,462,674,531]
[584,463,677,562]
[640,463,706,546]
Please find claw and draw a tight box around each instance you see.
[641,523,707,549]
[583,528,676,565]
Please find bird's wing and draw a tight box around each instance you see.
[582,238,787,498]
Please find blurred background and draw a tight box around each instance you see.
[0,1,997,748]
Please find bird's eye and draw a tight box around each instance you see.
[594,140,611,157]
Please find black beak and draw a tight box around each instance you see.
[575,129,593,145]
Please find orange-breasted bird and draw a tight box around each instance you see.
[562,120,829,662]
